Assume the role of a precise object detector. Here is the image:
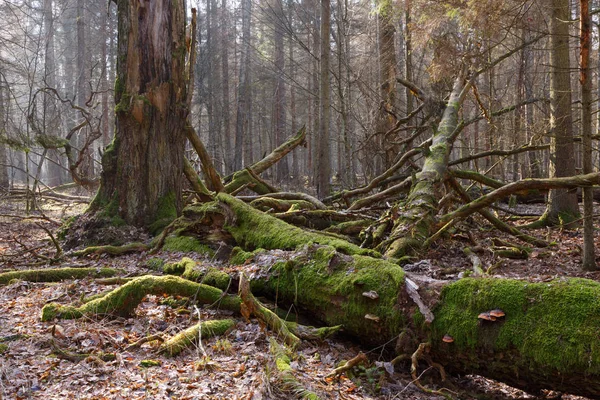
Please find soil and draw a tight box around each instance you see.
[0,195,595,399]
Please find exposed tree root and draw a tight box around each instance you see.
[160,319,235,356]
[41,275,241,321]
[270,339,320,400]
[410,342,447,395]
[0,267,122,285]
[250,197,315,213]
[325,351,368,378]
[124,333,165,351]
[239,192,326,210]
[71,242,149,257]
[239,273,300,349]
[51,341,116,363]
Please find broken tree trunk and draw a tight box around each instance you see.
[224,127,306,194]
[381,74,469,258]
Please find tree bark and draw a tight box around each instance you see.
[316,0,330,198]
[546,0,580,225]
[580,0,596,270]
[90,0,188,229]
[234,0,252,171]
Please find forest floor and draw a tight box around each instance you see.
[0,195,597,400]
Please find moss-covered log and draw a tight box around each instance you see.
[71,242,149,257]
[0,267,122,285]
[160,319,235,356]
[41,275,240,321]
[239,245,600,398]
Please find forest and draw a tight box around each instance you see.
[3,0,600,398]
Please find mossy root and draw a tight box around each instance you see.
[0,267,122,285]
[41,275,241,321]
[160,319,235,356]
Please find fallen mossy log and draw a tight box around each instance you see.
[71,242,149,257]
[0,267,122,285]
[239,245,600,397]
[41,275,241,321]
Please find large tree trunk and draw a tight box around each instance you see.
[90,0,188,229]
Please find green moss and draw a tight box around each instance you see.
[0,344,8,354]
[218,193,378,257]
[144,257,166,271]
[114,76,125,100]
[257,245,405,343]
[40,275,241,321]
[57,215,78,240]
[230,247,263,265]
[163,257,196,275]
[163,236,214,256]
[149,192,178,235]
[163,257,230,290]
[161,319,235,356]
[431,277,600,375]
[203,268,231,290]
[139,359,161,368]
[115,92,132,113]
[0,267,120,285]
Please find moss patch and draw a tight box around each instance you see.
[431,277,600,375]
[0,267,121,285]
[160,319,235,356]
[163,236,214,256]
[255,245,405,344]
[163,257,231,290]
[149,192,178,235]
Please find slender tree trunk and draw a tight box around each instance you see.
[580,0,596,269]
[288,0,299,183]
[272,0,288,182]
[76,0,94,180]
[310,1,319,185]
[404,0,413,115]
[0,76,7,190]
[221,0,232,174]
[235,0,252,171]
[101,5,110,148]
[316,0,331,197]
[91,0,188,229]
[377,2,398,169]
[546,0,580,224]
[43,0,63,187]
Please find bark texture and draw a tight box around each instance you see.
[91,0,188,229]
[546,0,580,224]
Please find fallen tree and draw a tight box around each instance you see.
[40,194,600,398]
